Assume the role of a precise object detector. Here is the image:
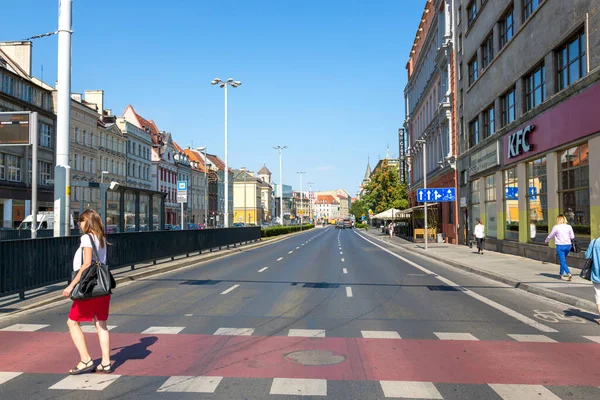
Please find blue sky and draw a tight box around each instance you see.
[3,0,424,195]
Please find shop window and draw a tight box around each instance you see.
[559,144,590,247]
[501,88,516,126]
[483,105,495,139]
[557,30,587,91]
[525,63,546,111]
[527,157,547,243]
[499,7,514,49]
[524,0,541,21]
[482,33,494,69]
[504,167,519,240]
[470,179,481,238]
[485,174,497,238]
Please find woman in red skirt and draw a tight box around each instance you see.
[62,210,112,374]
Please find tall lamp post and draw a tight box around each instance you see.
[416,139,427,250]
[297,172,306,228]
[211,78,241,228]
[307,181,314,223]
[273,145,287,226]
[240,167,247,225]
[196,147,208,227]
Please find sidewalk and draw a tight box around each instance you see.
[364,229,598,313]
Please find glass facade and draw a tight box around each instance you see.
[485,174,497,238]
[559,143,590,247]
[470,179,481,238]
[504,167,519,240]
[527,157,548,243]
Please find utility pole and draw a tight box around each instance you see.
[273,146,287,226]
[307,181,314,224]
[54,0,73,237]
[416,139,427,251]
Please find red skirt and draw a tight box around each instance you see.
[68,295,111,322]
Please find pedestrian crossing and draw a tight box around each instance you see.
[0,371,597,399]
[2,323,597,343]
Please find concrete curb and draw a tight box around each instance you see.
[0,228,318,321]
[364,232,598,313]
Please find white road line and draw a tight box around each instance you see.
[0,372,22,385]
[296,247,300,249]
[583,336,600,343]
[80,325,117,333]
[185,314,194,317]
[213,327,255,336]
[507,334,557,343]
[142,326,186,334]
[434,332,479,341]
[0,324,48,332]
[270,378,327,396]
[340,251,343,255]
[289,251,293,254]
[341,258,345,262]
[380,381,443,399]
[288,329,326,337]
[361,330,401,339]
[50,374,121,391]
[346,286,353,297]
[343,268,348,274]
[258,267,268,272]
[220,284,240,295]
[489,384,561,400]
[277,257,283,261]
[157,376,223,393]
[353,231,558,333]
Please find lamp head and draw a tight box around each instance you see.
[227,78,234,83]
[211,78,221,85]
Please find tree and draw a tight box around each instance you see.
[362,160,408,214]
[349,198,369,221]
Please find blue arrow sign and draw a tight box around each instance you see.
[529,186,537,201]
[417,188,456,203]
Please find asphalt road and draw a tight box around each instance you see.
[1,227,600,399]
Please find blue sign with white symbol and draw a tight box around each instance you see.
[506,187,518,200]
[417,188,456,203]
[529,186,537,200]
[177,181,187,191]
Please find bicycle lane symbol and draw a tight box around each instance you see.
[532,310,586,324]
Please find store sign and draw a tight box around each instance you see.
[507,125,535,158]
[469,142,498,175]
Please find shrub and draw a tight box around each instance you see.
[261,224,315,238]
[355,223,369,230]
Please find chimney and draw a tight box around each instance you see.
[84,90,104,114]
[0,41,33,76]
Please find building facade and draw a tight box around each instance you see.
[404,0,458,243]
[233,168,264,225]
[314,195,340,221]
[118,117,153,191]
[454,0,600,262]
[206,154,233,227]
[184,148,208,226]
[173,142,191,225]
[257,165,274,223]
[0,42,56,228]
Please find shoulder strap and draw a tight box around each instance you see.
[87,233,101,262]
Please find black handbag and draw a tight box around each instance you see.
[580,239,596,281]
[70,234,115,301]
[571,239,581,253]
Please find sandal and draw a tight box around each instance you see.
[69,359,94,375]
[567,274,572,281]
[96,363,112,374]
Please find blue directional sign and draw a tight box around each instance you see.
[529,186,537,200]
[177,181,187,191]
[505,187,518,200]
[417,188,456,203]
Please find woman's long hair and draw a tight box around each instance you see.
[79,209,107,248]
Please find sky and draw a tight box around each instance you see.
[3,0,424,196]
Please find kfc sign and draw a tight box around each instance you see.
[507,125,535,159]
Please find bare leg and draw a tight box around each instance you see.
[94,318,111,366]
[67,318,91,366]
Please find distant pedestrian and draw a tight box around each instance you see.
[474,219,485,254]
[545,214,575,281]
[584,237,600,324]
[62,210,112,374]
[389,223,394,238]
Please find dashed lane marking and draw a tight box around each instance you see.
[270,378,327,396]
[0,372,22,385]
[220,284,240,295]
[142,326,185,335]
[380,381,443,399]
[213,328,255,336]
[341,258,345,262]
[49,374,121,391]
[80,325,117,333]
[288,329,326,338]
[346,287,353,297]
[157,376,223,393]
[289,251,293,254]
[434,332,479,341]
[507,334,557,343]
[277,257,283,261]
[258,267,268,272]
[296,247,300,249]
[583,336,600,343]
[361,331,401,339]
[343,268,348,274]
[0,324,48,332]
[353,231,558,334]
[489,384,561,400]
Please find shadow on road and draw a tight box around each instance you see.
[564,308,599,323]
[111,336,158,371]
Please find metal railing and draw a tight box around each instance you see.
[0,229,81,241]
[0,227,260,299]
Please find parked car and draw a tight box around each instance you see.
[187,223,199,230]
[232,222,245,227]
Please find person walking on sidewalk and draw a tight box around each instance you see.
[62,210,112,375]
[389,222,394,239]
[585,238,600,324]
[545,214,575,281]
[474,219,485,255]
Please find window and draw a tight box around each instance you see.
[524,0,541,20]
[504,167,519,240]
[557,30,586,91]
[483,105,495,139]
[501,88,516,126]
[458,6,462,25]
[82,131,87,146]
[499,7,514,49]
[470,179,481,236]
[127,141,131,154]
[467,0,477,27]
[458,34,463,54]
[82,156,86,172]
[2,74,14,95]
[0,153,4,180]
[74,127,79,143]
[459,62,463,81]
[39,161,52,186]
[468,56,478,85]
[74,154,79,171]
[469,118,479,148]
[90,158,94,173]
[90,133,94,148]
[482,33,493,69]
[525,63,546,111]
[40,123,52,148]
[7,154,21,182]
[527,157,547,243]
[485,174,497,238]
[559,143,590,247]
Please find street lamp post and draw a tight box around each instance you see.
[416,139,427,250]
[240,167,247,225]
[274,146,287,226]
[307,181,314,223]
[297,172,306,228]
[196,147,208,228]
[211,78,241,228]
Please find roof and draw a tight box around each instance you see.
[122,105,161,144]
[258,164,272,175]
[183,149,206,172]
[315,195,339,205]
[363,162,372,181]
[172,141,184,153]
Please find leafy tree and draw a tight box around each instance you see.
[349,198,369,221]
[362,160,408,213]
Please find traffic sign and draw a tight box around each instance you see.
[298,209,304,215]
[417,188,456,203]
[506,187,518,200]
[177,180,188,203]
[529,186,537,200]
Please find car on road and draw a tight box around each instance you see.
[343,218,353,229]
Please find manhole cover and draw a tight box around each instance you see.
[284,350,347,366]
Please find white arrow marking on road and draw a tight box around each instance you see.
[221,285,240,295]
[258,267,268,272]
[346,287,353,297]
[277,257,283,261]
[343,268,348,274]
